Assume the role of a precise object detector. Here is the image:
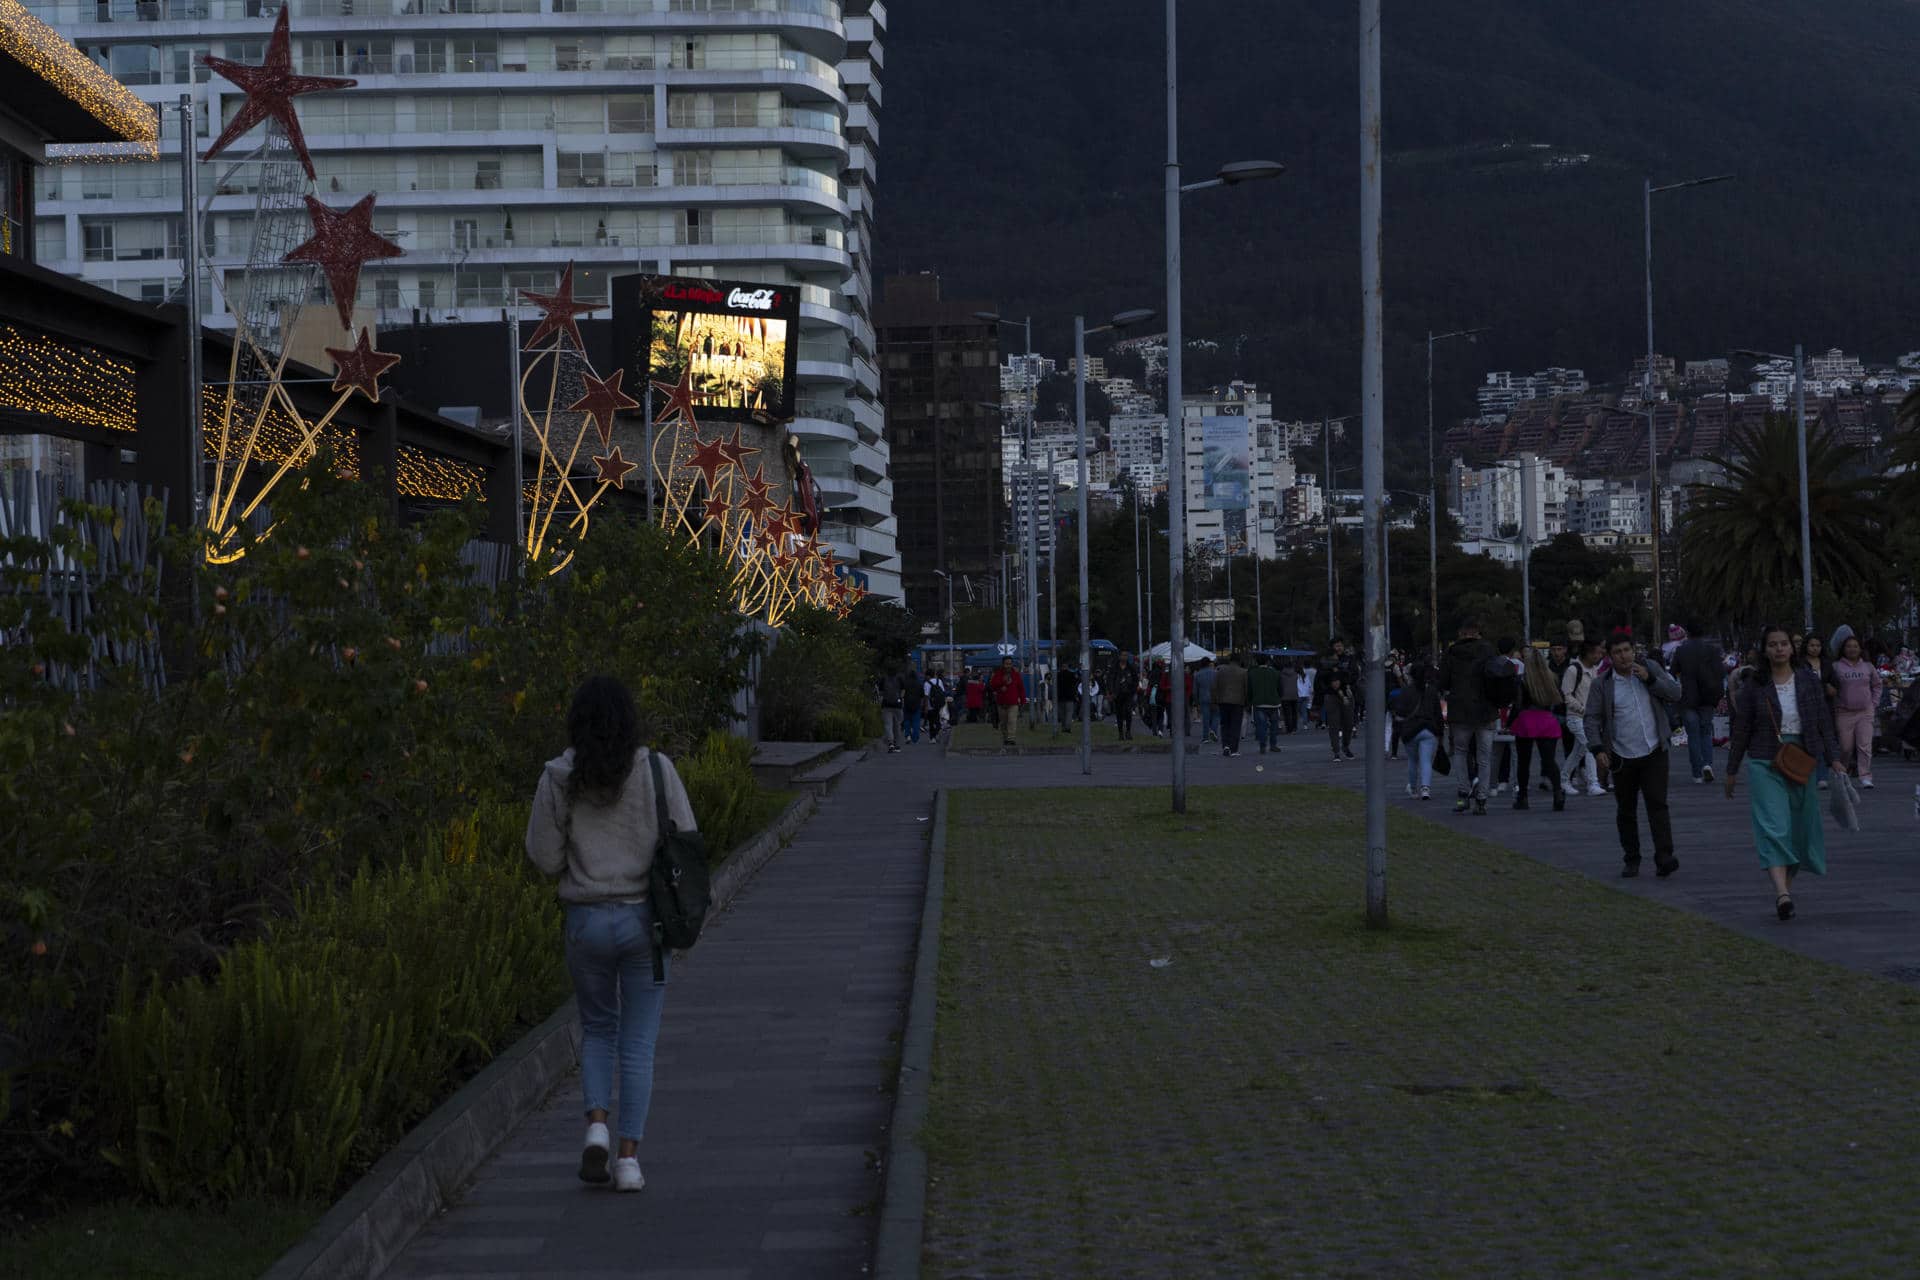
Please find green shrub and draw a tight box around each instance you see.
[757,605,873,741]
[100,814,566,1205]
[676,730,760,857]
[816,706,870,749]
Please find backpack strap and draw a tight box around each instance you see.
[646,750,670,983]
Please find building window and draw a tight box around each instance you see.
[81,219,114,261]
[556,153,607,188]
[474,158,501,190]
[608,96,653,133]
[376,276,400,309]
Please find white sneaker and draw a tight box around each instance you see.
[1405,783,1415,797]
[1861,777,1875,790]
[1702,766,1715,783]
[579,1122,611,1184]
[1587,783,1605,797]
[1420,786,1431,800]
[613,1156,644,1192]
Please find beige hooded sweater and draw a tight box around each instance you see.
[524,747,699,904]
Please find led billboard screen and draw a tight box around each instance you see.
[611,274,800,424]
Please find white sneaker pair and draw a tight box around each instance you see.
[581,1123,645,1192]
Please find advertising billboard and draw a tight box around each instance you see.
[611,274,800,424]
[1200,414,1251,511]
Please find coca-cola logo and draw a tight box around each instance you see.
[728,287,780,311]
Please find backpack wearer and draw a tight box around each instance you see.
[646,752,709,982]
[1480,653,1520,711]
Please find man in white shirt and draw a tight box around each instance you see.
[1585,631,1683,878]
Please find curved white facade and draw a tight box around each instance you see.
[25,0,898,600]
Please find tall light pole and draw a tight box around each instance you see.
[974,312,1040,682]
[1132,477,1146,653]
[1426,326,1487,661]
[933,569,956,689]
[1734,345,1814,633]
[1323,415,1336,636]
[1078,308,1156,772]
[1360,0,1388,928]
[1164,0,1286,810]
[1643,172,1734,645]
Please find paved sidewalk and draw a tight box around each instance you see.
[385,748,941,1280]
[941,721,1920,985]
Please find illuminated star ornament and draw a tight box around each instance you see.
[324,328,402,402]
[520,263,598,352]
[283,194,404,329]
[199,8,354,179]
[593,447,637,488]
[568,369,640,445]
[651,365,699,423]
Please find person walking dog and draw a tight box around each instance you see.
[1586,630,1683,878]
[1725,625,1847,921]
[526,675,696,1193]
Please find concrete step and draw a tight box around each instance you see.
[793,749,865,798]
[751,740,843,789]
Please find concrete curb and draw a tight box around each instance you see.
[873,787,946,1280]
[260,787,826,1280]
[947,743,1199,757]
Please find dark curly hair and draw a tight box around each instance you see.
[566,675,641,806]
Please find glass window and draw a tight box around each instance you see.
[82,219,114,261]
[110,44,160,85]
[607,96,652,133]
[452,37,498,72]
[34,218,67,261]
[556,153,606,188]
[554,96,603,133]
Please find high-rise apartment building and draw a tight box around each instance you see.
[875,272,1000,619]
[23,0,897,597]
[1176,381,1279,558]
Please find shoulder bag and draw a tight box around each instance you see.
[646,751,711,981]
[1762,682,1815,787]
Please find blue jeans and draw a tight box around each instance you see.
[904,708,922,742]
[1252,706,1279,751]
[1407,729,1438,791]
[565,900,669,1143]
[1681,705,1715,778]
[1201,701,1218,739]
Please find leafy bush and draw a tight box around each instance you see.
[99,810,565,1204]
[758,605,873,741]
[816,707,871,749]
[676,731,760,857]
[1,458,755,1209]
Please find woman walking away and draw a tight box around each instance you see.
[1726,626,1846,922]
[1829,633,1881,789]
[1511,648,1568,810]
[526,675,696,1192]
[1398,664,1444,800]
[1324,670,1357,762]
[1796,632,1834,788]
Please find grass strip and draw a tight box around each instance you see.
[0,1200,320,1280]
[924,784,1920,1278]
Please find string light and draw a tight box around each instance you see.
[0,0,159,156]
[0,325,139,433]
[397,444,482,502]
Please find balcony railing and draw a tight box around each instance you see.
[664,102,841,134]
[673,223,843,249]
[793,398,853,426]
[36,0,836,19]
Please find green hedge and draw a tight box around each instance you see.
[100,810,566,1204]
[1,457,757,1210]
[678,730,761,856]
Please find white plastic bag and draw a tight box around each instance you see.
[1830,773,1861,833]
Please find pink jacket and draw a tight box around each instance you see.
[1829,657,1880,712]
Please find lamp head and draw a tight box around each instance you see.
[1111,308,1157,330]
[1218,160,1287,185]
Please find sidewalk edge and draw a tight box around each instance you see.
[260,788,824,1280]
[873,787,945,1280]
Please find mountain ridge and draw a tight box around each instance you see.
[877,0,1920,449]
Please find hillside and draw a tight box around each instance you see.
[877,0,1920,469]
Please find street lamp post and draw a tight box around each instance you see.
[1734,344,1814,634]
[1164,0,1286,810]
[1360,0,1387,927]
[1643,172,1734,645]
[1077,307,1156,773]
[1132,478,1146,653]
[1426,326,1488,661]
[974,312,1041,684]
[933,568,956,692]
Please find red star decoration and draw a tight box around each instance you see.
[737,467,776,524]
[200,10,353,180]
[702,493,732,523]
[283,194,404,330]
[652,365,699,424]
[686,434,733,489]
[520,263,597,352]
[716,426,760,472]
[593,447,637,489]
[568,368,640,445]
[323,327,401,403]
[764,504,802,542]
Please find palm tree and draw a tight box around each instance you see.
[1679,414,1886,629]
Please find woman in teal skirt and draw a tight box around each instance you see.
[1725,625,1847,921]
